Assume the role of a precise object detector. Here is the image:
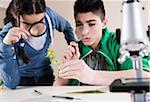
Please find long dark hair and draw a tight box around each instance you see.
[4,0,46,64]
[4,0,46,25]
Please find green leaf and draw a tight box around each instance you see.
[67,90,105,94]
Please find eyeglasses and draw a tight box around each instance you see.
[21,17,47,37]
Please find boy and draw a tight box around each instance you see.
[53,0,150,86]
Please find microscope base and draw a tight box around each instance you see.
[109,78,150,102]
[109,78,150,92]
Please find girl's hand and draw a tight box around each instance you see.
[3,27,30,45]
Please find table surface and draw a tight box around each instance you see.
[0,86,146,102]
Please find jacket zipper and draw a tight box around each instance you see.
[97,50,115,68]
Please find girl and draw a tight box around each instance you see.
[0,0,75,89]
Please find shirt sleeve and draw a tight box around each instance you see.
[0,24,20,89]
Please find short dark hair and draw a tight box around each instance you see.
[74,0,105,21]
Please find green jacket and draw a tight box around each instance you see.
[68,28,150,85]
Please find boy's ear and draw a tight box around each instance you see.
[102,19,108,29]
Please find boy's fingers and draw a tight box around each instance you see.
[59,60,81,69]
[70,41,78,47]
[63,50,73,59]
[70,42,80,57]
[59,70,77,79]
[59,65,80,75]
[68,45,76,53]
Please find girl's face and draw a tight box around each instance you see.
[19,13,46,37]
[75,12,106,50]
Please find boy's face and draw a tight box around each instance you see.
[75,12,106,49]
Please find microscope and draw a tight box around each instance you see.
[110,0,150,102]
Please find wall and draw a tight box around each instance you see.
[0,7,5,27]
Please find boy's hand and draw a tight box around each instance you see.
[59,60,95,84]
[62,41,80,63]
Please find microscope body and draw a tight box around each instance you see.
[121,0,149,52]
[118,0,149,78]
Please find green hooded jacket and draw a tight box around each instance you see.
[68,28,150,85]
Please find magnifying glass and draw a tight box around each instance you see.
[28,19,47,37]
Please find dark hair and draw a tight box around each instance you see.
[4,0,46,25]
[4,0,46,64]
[74,0,105,21]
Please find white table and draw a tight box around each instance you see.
[0,86,133,102]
